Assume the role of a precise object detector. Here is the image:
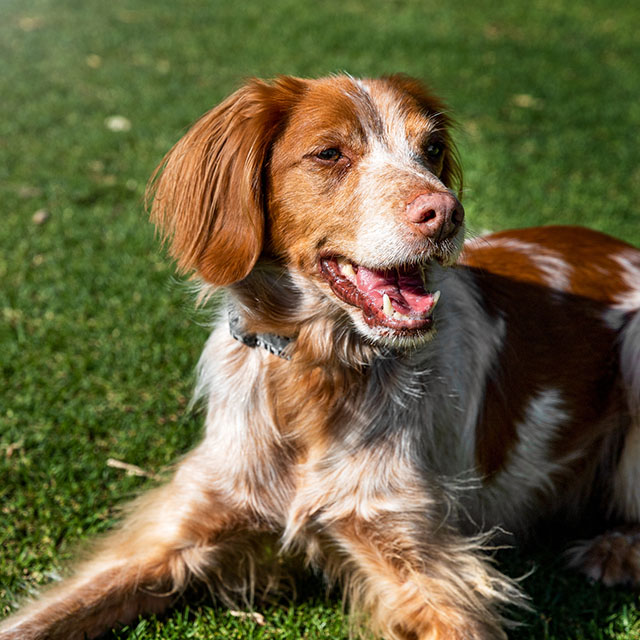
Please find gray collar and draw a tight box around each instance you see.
[227,302,293,360]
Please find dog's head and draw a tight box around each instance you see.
[149,74,463,347]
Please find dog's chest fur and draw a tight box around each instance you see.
[193,258,622,543]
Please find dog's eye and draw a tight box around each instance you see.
[424,143,443,160]
[316,148,343,162]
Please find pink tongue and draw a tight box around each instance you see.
[355,266,432,314]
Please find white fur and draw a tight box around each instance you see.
[350,80,463,269]
[613,250,640,311]
[612,309,640,519]
[477,237,573,292]
[475,389,578,531]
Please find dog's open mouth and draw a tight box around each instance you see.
[319,257,440,333]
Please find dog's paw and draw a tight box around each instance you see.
[567,526,640,586]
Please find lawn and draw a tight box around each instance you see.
[1,0,639,638]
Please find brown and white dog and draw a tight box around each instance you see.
[2,74,640,640]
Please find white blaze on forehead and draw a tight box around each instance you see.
[354,79,415,161]
[350,78,448,189]
[353,78,444,179]
[347,78,451,266]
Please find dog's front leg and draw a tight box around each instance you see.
[326,511,521,640]
[0,448,272,640]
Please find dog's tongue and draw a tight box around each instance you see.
[355,265,432,315]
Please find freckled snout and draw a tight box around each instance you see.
[406,192,465,241]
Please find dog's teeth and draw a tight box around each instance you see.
[382,293,394,317]
[431,290,441,310]
[341,262,356,279]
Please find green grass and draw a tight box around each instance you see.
[1,0,639,638]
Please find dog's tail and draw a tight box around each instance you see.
[621,308,640,418]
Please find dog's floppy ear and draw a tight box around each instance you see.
[382,74,463,197]
[148,77,307,286]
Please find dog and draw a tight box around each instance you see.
[1,74,640,640]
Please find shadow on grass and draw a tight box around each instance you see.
[501,546,639,639]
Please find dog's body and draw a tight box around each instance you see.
[2,75,640,640]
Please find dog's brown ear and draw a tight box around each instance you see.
[382,74,463,198]
[148,77,307,286]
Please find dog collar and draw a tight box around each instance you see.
[228,303,293,360]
